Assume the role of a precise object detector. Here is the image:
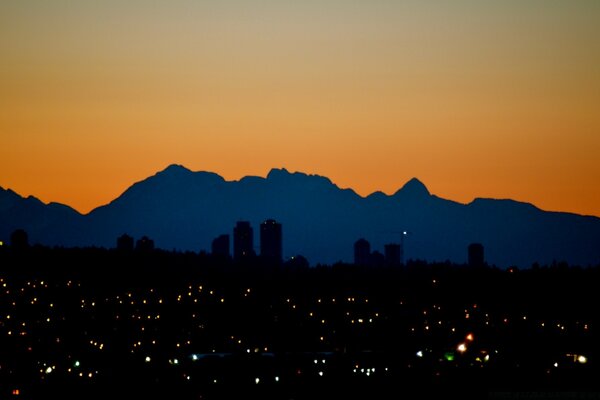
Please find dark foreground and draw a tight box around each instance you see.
[1,247,599,399]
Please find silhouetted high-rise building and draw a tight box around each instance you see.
[384,243,402,267]
[212,234,230,258]
[260,219,282,263]
[117,234,134,251]
[468,243,485,267]
[136,236,155,252]
[354,238,371,266]
[234,221,254,260]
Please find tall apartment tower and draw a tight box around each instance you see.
[468,243,485,268]
[234,221,254,261]
[260,219,282,263]
[354,238,371,266]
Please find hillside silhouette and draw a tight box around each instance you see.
[1,164,600,267]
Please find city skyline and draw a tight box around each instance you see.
[1,2,599,216]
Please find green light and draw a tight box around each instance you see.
[444,352,455,362]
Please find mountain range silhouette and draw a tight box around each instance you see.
[2,164,599,267]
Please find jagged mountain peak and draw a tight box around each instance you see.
[266,168,334,187]
[394,177,430,198]
[2,166,600,267]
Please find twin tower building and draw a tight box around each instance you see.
[212,219,283,263]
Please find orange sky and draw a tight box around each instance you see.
[1,2,599,216]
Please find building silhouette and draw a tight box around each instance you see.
[384,243,402,267]
[211,234,230,258]
[116,234,134,251]
[468,243,485,267]
[260,219,282,263]
[136,236,155,252]
[354,238,371,266]
[234,221,254,261]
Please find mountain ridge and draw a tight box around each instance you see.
[1,165,599,267]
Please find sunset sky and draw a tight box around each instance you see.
[1,1,599,216]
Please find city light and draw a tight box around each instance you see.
[0,245,596,393]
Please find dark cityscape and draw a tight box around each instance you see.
[1,224,599,399]
[2,3,600,398]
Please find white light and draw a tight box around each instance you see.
[45,367,53,374]
[554,362,558,368]
[192,355,198,361]
[145,356,151,363]
[74,361,80,368]
[457,343,467,353]
[318,371,323,377]
[275,376,279,382]
[255,377,260,384]
[322,359,326,364]
[578,355,587,364]
[416,351,423,358]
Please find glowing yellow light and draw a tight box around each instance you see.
[578,355,588,364]
[466,333,474,341]
[457,343,467,353]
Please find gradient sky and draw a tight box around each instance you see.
[1,1,599,216]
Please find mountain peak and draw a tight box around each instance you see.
[266,168,292,179]
[265,168,334,186]
[395,177,430,198]
[159,164,191,175]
